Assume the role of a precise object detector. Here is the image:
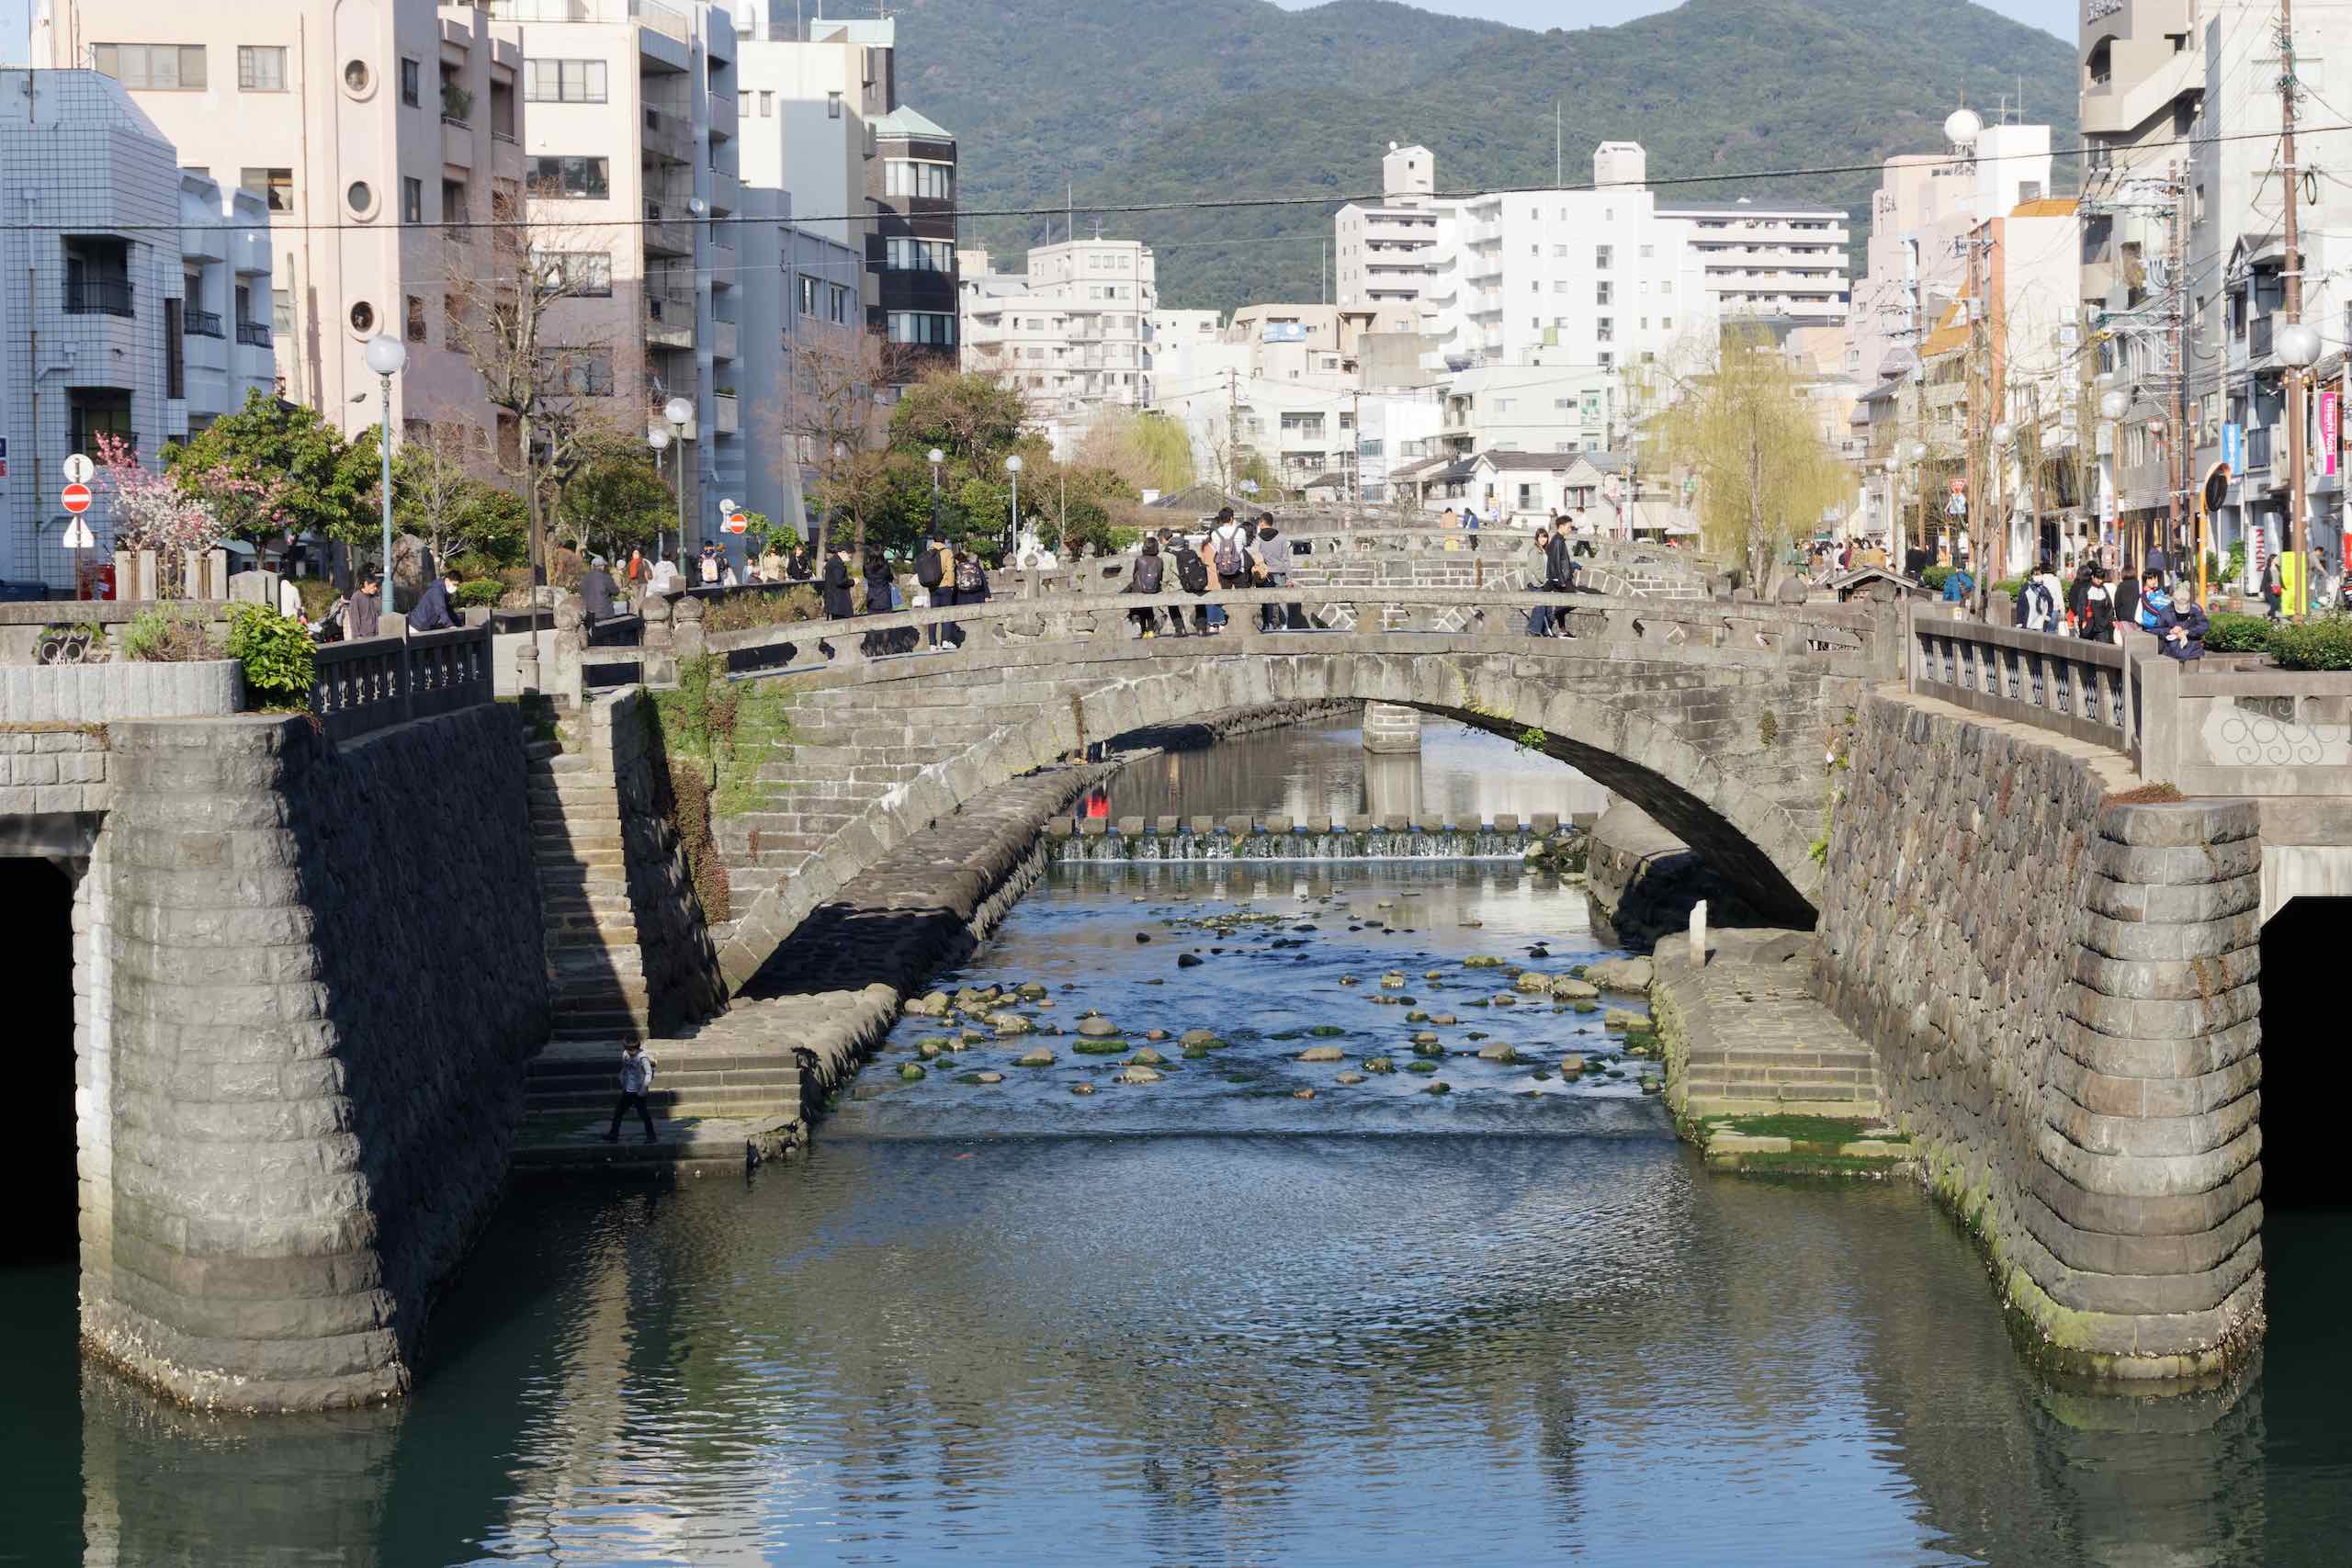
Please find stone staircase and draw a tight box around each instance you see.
[514,1037,804,1167]
[529,712,651,1043]
[1652,929,1885,1121]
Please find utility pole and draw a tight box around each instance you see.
[1965,228,1984,587]
[2282,0,2309,614]
[1351,389,1363,509]
[1226,366,1240,494]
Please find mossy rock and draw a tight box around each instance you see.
[1424,1080,1453,1096]
[1073,1039,1128,1055]
[1268,1030,1302,1042]
[1407,1059,1440,1074]
[899,1064,926,1082]
[1574,1002,1600,1015]
[1363,1056,1396,1074]
[1308,1025,1346,1038]
[1412,1041,1444,1059]
[1182,1043,1212,1059]
[1464,956,1506,969]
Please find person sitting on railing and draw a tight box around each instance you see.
[2151,591,2208,663]
[406,568,463,634]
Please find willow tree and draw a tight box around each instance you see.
[1645,327,1847,589]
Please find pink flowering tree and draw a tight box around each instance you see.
[94,433,223,598]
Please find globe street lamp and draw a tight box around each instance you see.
[928,447,946,539]
[663,396,694,558]
[363,333,407,613]
[647,425,673,558]
[2277,321,2324,616]
[1003,454,1023,558]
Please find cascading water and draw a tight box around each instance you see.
[1057,827,1543,862]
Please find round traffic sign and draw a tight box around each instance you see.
[62,453,96,485]
[61,482,93,514]
[721,511,749,535]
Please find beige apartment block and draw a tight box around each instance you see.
[961,239,1157,430]
[37,1,525,441]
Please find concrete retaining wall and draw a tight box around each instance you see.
[602,689,729,1032]
[1817,692,2264,1379]
[80,705,548,1411]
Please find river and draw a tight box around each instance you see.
[6,720,2348,1565]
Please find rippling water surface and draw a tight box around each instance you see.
[6,728,2349,1566]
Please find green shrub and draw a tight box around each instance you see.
[453,579,504,609]
[119,606,214,662]
[1920,564,1952,590]
[703,585,823,633]
[225,603,315,709]
[1988,576,2026,600]
[2267,615,2352,671]
[291,577,340,621]
[2200,611,2273,654]
[650,653,793,818]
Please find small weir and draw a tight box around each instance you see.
[1049,814,1586,862]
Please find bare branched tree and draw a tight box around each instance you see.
[442,193,615,594]
[777,328,899,554]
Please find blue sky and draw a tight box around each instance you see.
[1273,0,2074,39]
[1,0,25,65]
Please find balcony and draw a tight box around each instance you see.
[183,308,224,339]
[640,104,691,164]
[442,119,475,170]
[2248,424,2274,470]
[707,88,736,129]
[707,166,740,212]
[713,391,739,434]
[2249,313,2274,362]
[65,276,135,318]
[711,318,738,362]
[236,320,272,347]
[642,199,692,256]
[645,288,695,348]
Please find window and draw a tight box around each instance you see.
[1660,316,1672,331]
[243,167,291,213]
[886,237,954,272]
[1598,352,1612,370]
[405,295,426,344]
[526,157,609,198]
[533,250,611,295]
[759,90,774,117]
[536,349,615,396]
[830,284,852,324]
[1596,318,1614,342]
[1595,245,1613,269]
[797,275,819,315]
[270,288,292,339]
[525,59,605,102]
[93,43,207,89]
[350,301,376,334]
[400,177,420,222]
[828,90,842,119]
[885,160,954,200]
[888,311,956,346]
[442,179,468,224]
[1597,281,1612,306]
[400,58,419,105]
[236,46,286,92]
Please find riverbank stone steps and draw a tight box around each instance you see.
[530,712,654,1043]
[513,761,1105,1174]
[1650,927,1887,1122]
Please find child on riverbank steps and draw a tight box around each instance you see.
[606,1041,659,1145]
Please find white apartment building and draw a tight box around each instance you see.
[38,0,525,441]
[1660,196,1850,325]
[494,0,741,552]
[1150,309,1223,354]
[1437,360,1623,459]
[1334,142,1453,333]
[0,70,276,592]
[959,238,1158,421]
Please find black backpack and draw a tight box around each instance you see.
[1132,553,1164,593]
[955,557,986,593]
[915,549,944,589]
[1176,549,1209,592]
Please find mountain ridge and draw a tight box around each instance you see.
[898,0,2079,307]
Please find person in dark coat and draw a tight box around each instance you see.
[1126,534,1166,637]
[860,548,900,656]
[1528,525,1555,637]
[2154,594,2209,661]
[820,544,856,619]
[1544,521,1577,596]
[406,569,463,633]
[578,556,618,624]
[346,570,384,639]
[786,544,815,582]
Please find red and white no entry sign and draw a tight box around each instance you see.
[61,482,93,514]
[722,511,749,534]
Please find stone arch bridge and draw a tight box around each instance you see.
[628,587,1897,992]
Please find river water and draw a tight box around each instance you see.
[6,722,2349,1565]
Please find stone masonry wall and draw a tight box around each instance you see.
[1817,692,2264,1379]
[85,705,548,1411]
[602,689,728,1032]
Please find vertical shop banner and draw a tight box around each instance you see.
[2321,390,2340,477]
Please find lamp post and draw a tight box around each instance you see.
[1003,454,1023,559]
[2276,320,2323,616]
[364,334,407,611]
[647,425,673,558]
[928,446,945,540]
[2098,387,2130,577]
[663,395,694,559]
[1988,420,2014,611]
[1905,439,1928,568]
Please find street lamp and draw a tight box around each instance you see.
[364,333,407,613]
[928,447,945,539]
[647,425,673,558]
[2277,322,2323,616]
[1003,454,1024,558]
[663,396,694,558]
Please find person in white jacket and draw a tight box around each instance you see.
[605,1041,659,1144]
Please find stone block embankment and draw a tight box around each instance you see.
[1817,689,2263,1380]
[82,705,547,1411]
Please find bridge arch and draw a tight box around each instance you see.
[717,631,1858,990]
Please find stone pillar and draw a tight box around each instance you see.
[1361,700,1422,754]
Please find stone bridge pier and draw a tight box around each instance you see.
[1360,701,1423,754]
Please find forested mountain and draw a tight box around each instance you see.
[895,0,2079,307]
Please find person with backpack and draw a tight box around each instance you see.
[1173,529,1213,635]
[916,532,955,649]
[2110,567,2141,636]
[1207,507,1252,631]
[1125,535,1167,637]
[953,545,989,610]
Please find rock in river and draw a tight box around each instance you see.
[1335,1072,1364,1086]
[1178,953,1204,968]
[1116,1065,1164,1085]
[1130,1046,1167,1066]
[1180,1029,1221,1048]
[1559,1055,1586,1077]
[1603,1008,1645,1032]
[1078,1016,1121,1039]
[1299,1045,1346,1063]
[975,1071,1005,1085]
[1476,1042,1519,1063]
[1584,955,1655,993]
[1015,1048,1056,1067]
[1549,976,1600,1000]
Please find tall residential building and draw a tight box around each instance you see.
[36,1,524,440]
[0,70,276,592]
[494,0,741,552]
[958,239,1158,443]
[1658,196,1851,326]
[1333,142,1452,333]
